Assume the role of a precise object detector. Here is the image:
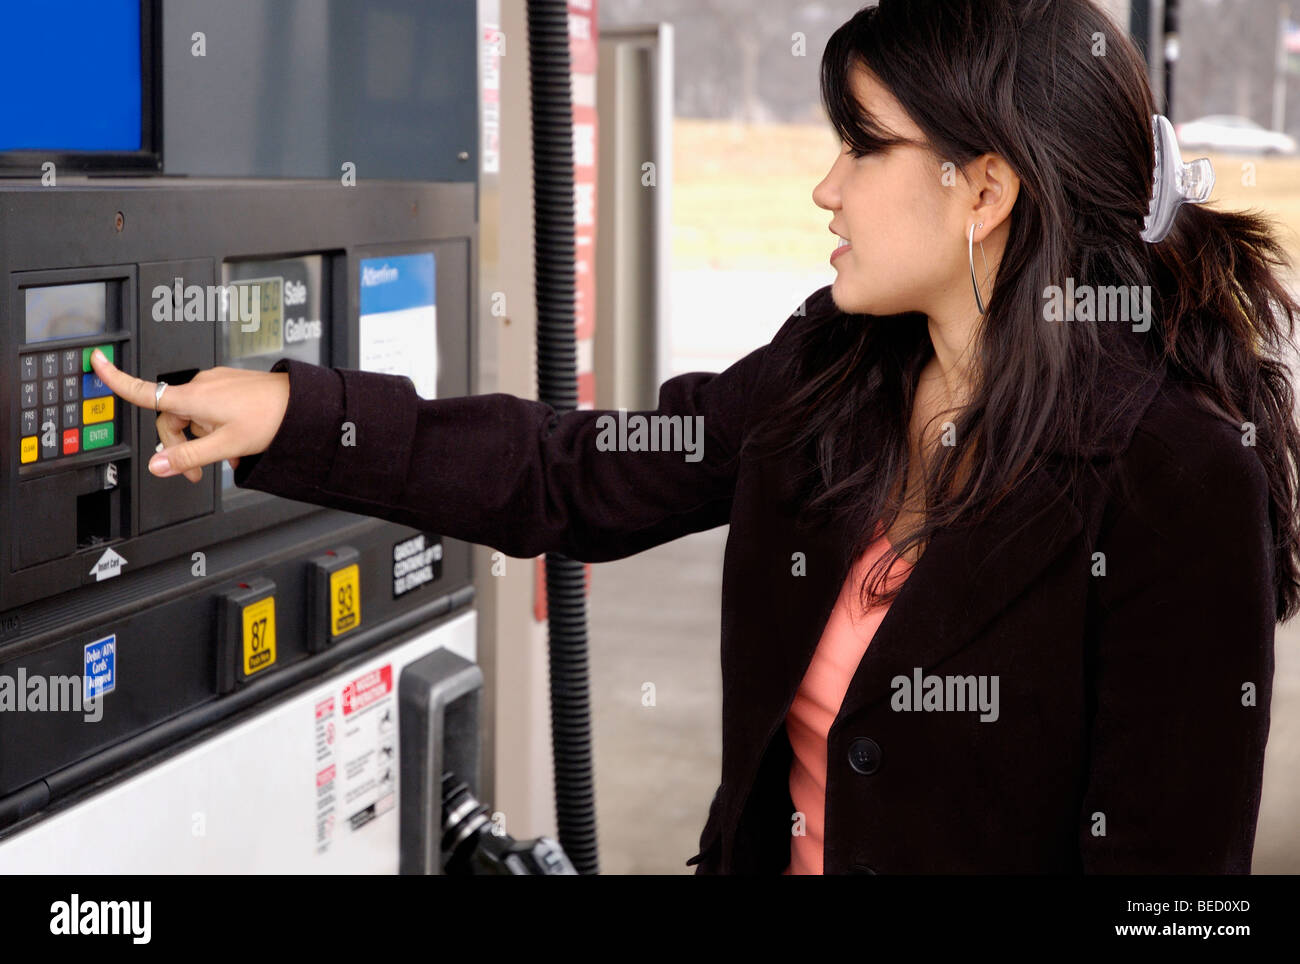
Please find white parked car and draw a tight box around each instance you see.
[1175,115,1298,155]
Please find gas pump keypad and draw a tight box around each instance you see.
[18,344,117,464]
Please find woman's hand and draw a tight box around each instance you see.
[89,349,290,484]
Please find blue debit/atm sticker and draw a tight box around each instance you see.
[84,634,116,701]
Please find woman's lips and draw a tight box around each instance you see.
[831,241,852,265]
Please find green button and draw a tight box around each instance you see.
[83,422,114,450]
[82,344,113,372]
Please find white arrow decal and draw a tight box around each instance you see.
[89,548,128,582]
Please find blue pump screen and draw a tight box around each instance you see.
[0,0,143,151]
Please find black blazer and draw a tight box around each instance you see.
[233,284,1276,874]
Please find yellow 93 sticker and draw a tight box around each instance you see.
[242,596,277,675]
[330,564,361,636]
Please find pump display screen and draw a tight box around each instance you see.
[223,276,284,359]
[1,0,142,151]
[25,283,109,343]
[220,256,325,370]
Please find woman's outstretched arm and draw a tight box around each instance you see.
[229,345,773,562]
[90,320,786,564]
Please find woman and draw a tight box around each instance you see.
[92,0,1299,874]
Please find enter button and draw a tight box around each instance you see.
[83,423,114,450]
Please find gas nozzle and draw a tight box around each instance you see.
[440,770,577,874]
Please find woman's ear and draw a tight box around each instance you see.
[961,153,1019,239]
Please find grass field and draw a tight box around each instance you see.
[671,118,1300,280]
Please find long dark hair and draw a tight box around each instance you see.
[744,0,1300,621]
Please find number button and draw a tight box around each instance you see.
[39,409,59,459]
[41,353,58,378]
[20,355,37,380]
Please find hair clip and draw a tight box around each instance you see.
[1141,114,1215,243]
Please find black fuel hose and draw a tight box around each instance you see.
[527,0,599,875]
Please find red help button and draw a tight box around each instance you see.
[342,665,392,716]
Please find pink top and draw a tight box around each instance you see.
[783,521,913,875]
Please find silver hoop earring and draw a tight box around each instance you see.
[968,222,990,315]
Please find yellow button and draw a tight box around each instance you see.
[20,436,37,463]
[242,596,277,676]
[83,396,114,424]
[329,564,361,636]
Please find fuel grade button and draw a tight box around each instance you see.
[217,577,278,694]
[306,546,362,653]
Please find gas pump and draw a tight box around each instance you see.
[0,178,486,872]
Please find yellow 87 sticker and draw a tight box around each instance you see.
[243,596,277,675]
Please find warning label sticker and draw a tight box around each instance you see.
[314,696,337,854]
[341,665,396,833]
[343,666,392,716]
[312,664,397,854]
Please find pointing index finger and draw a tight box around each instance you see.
[90,348,176,413]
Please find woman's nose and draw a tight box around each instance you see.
[813,175,836,212]
[812,164,840,212]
